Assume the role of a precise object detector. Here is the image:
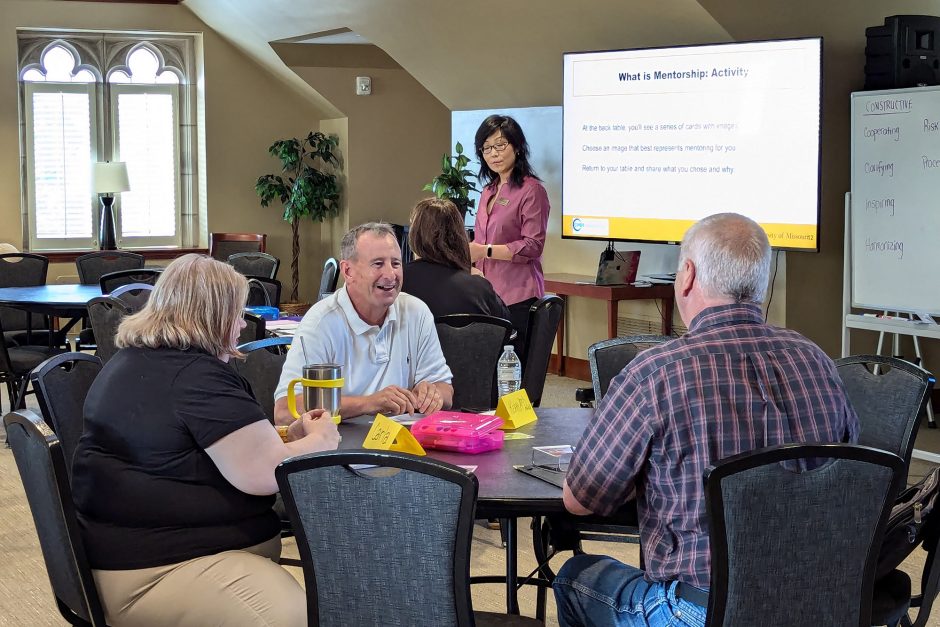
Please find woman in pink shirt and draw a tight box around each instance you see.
[469,115,550,349]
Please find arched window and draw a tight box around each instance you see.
[21,43,98,246]
[18,32,200,251]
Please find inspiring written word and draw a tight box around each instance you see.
[865,198,895,216]
[865,237,904,259]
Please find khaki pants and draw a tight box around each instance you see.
[93,536,306,626]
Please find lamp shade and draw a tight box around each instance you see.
[92,161,130,194]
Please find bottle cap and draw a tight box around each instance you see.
[504,345,514,351]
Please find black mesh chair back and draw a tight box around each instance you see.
[318,257,339,301]
[99,268,162,294]
[87,297,131,364]
[233,337,292,422]
[109,283,154,312]
[75,251,145,286]
[4,409,107,626]
[836,355,934,492]
[246,276,282,308]
[390,224,414,264]
[435,314,513,411]
[227,252,280,280]
[209,233,266,261]
[590,335,672,401]
[0,316,66,413]
[0,253,51,343]
[29,352,102,477]
[238,312,266,346]
[704,443,903,627]
[276,450,478,627]
[520,295,564,407]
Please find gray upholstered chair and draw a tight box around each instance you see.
[318,257,339,301]
[520,295,564,407]
[575,335,672,407]
[0,252,65,349]
[237,312,266,347]
[99,268,162,294]
[435,314,513,411]
[86,296,131,364]
[0,316,65,413]
[227,252,280,280]
[76,251,144,286]
[836,355,934,492]
[246,277,281,308]
[276,450,540,627]
[4,409,107,626]
[109,282,154,313]
[704,442,904,627]
[233,337,291,422]
[29,352,102,478]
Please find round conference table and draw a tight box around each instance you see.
[338,407,610,618]
[0,284,103,345]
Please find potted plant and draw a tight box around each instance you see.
[256,131,342,308]
[424,142,479,220]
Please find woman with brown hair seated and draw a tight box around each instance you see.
[71,254,339,626]
[403,197,510,320]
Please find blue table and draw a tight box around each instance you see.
[0,284,103,344]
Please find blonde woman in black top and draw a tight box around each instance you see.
[72,254,338,626]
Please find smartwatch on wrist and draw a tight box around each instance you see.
[487,245,493,258]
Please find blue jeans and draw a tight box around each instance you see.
[553,554,707,627]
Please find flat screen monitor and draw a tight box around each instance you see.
[561,37,822,251]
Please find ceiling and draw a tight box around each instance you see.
[182,0,940,117]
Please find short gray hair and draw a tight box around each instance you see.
[340,222,398,261]
[678,213,771,304]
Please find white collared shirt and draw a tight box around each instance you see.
[274,286,452,404]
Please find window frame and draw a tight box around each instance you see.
[109,82,183,248]
[17,31,204,253]
[23,80,100,251]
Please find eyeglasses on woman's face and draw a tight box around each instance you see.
[481,140,510,156]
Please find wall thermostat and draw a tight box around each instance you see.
[356,76,372,96]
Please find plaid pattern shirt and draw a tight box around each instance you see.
[566,303,859,588]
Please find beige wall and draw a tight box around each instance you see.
[281,43,451,273]
[1,0,328,301]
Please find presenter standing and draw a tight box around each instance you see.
[469,114,550,350]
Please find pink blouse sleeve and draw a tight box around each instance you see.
[505,183,549,264]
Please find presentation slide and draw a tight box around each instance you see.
[562,38,821,250]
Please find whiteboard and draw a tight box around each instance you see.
[851,86,940,313]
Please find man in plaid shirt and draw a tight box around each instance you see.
[553,213,858,627]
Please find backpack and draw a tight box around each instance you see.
[877,466,940,579]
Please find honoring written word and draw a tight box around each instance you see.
[618,67,749,81]
[865,238,904,259]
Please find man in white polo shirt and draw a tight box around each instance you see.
[274,222,453,422]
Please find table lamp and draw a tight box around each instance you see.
[92,161,130,250]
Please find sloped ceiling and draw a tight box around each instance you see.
[185,0,939,114]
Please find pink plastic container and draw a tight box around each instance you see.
[410,411,505,454]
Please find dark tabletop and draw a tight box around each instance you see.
[0,284,102,317]
[339,407,592,518]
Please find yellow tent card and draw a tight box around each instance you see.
[496,389,538,430]
[362,414,426,455]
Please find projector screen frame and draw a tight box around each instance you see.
[560,36,824,253]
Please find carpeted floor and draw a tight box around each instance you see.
[1,374,937,625]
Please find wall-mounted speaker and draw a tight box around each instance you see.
[865,15,940,90]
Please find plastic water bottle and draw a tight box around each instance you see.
[497,345,522,398]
